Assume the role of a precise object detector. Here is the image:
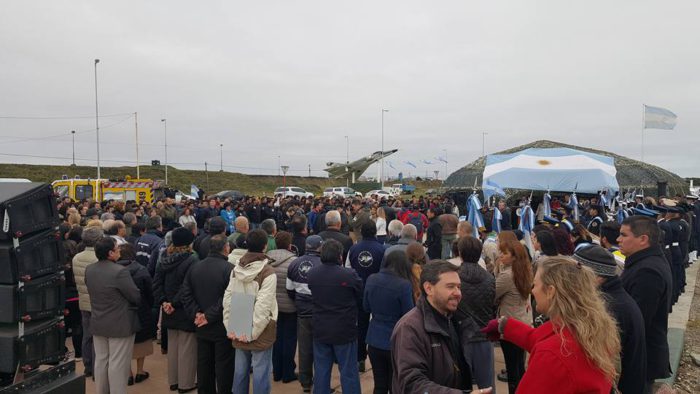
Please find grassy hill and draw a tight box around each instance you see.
[0,163,443,197]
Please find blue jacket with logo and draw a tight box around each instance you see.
[286,251,322,318]
[346,237,385,283]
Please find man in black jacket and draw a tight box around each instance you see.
[618,216,673,391]
[424,207,443,259]
[307,239,363,394]
[181,234,234,394]
[453,236,495,392]
[318,210,353,262]
[574,245,647,394]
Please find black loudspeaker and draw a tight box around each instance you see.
[657,181,668,197]
[0,318,65,374]
[0,183,59,241]
[0,274,65,324]
[0,229,64,285]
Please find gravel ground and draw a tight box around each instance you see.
[673,264,700,394]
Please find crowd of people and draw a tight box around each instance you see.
[55,188,700,394]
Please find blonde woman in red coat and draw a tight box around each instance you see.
[482,257,621,393]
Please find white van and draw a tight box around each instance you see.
[274,186,314,198]
[323,187,363,198]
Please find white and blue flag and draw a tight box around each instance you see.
[568,192,580,222]
[543,191,552,217]
[190,184,200,199]
[404,161,417,169]
[644,105,677,130]
[492,207,502,234]
[467,193,485,238]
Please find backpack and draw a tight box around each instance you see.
[408,211,424,233]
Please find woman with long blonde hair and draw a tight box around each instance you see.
[483,256,621,393]
[494,232,533,393]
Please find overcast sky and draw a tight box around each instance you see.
[1,1,698,181]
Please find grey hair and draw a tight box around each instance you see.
[387,219,404,237]
[122,212,136,226]
[325,210,341,227]
[100,212,115,221]
[82,226,104,247]
[401,223,417,240]
[261,218,277,235]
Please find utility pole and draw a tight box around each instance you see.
[308,164,311,177]
[219,144,224,172]
[205,162,210,191]
[94,59,101,178]
[380,108,389,187]
[71,130,76,166]
[161,119,168,184]
[134,112,140,178]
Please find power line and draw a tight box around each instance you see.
[0,113,134,120]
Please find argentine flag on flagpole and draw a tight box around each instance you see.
[644,105,677,130]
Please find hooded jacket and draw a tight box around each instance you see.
[153,251,199,332]
[222,252,278,343]
[267,248,297,314]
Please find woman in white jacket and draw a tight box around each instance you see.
[222,229,278,394]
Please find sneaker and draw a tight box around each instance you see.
[497,371,508,382]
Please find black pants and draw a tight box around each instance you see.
[367,345,392,394]
[64,300,82,357]
[357,310,370,362]
[197,335,235,394]
[273,312,298,382]
[297,317,314,389]
[500,339,525,394]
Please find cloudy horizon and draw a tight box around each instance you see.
[1,1,698,182]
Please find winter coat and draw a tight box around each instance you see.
[600,276,647,394]
[363,270,414,350]
[391,296,470,394]
[620,246,673,380]
[228,247,247,266]
[350,208,372,240]
[307,261,363,345]
[222,252,278,344]
[495,265,532,325]
[85,260,141,338]
[117,259,154,343]
[346,237,385,283]
[73,247,98,312]
[502,318,612,393]
[454,261,495,343]
[180,253,232,340]
[438,213,458,235]
[153,252,199,332]
[135,231,163,268]
[267,248,297,313]
[425,218,443,259]
[286,251,323,318]
[318,228,353,261]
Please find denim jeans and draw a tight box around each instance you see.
[312,340,360,394]
[233,347,273,394]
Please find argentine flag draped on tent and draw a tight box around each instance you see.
[467,192,485,238]
[481,148,619,200]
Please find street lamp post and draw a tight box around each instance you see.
[94,59,101,178]
[71,130,76,166]
[345,135,349,187]
[281,165,289,188]
[161,119,168,184]
[482,132,488,158]
[219,144,224,172]
[381,108,389,187]
[442,149,447,182]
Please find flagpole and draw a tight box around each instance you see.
[641,104,645,163]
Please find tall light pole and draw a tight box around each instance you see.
[482,132,488,158]
[277,156,281,176]
[134,112,140,179]
[94,59,101,178]
[381,108,389,187]
[71,130,76,166]
[443,149,447,181]
[161,119,168,184]
[219,144,224,172]
[345,135,349,187]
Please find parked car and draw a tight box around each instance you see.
[365,189,392,199]
[323,186,363,198]
[274,186,314,198]
[215,190,245,201]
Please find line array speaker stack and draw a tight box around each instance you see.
[0,182,83,393]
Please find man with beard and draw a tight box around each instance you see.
[391,261,486,393]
